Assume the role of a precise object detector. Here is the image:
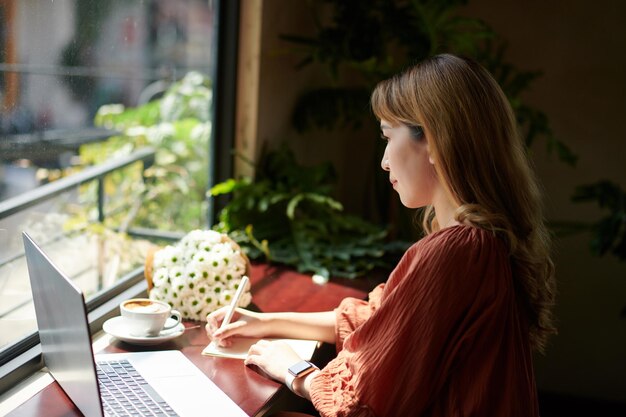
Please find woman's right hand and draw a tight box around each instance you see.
[205,307,270,347]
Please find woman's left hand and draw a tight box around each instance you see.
[244,340,302,383]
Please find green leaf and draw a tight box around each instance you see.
[571,180,626,261]
[286,194,305,219]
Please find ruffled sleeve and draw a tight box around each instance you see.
[334,284,384,351]
[309,349,374,417]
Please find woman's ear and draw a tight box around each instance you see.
[427,149,435,165]
[426,141,435,165]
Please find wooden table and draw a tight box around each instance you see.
[6,263,376,416]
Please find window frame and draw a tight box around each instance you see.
[209,0,240,221]
[0,0,240,397]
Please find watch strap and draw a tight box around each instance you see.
[285,360,318,397]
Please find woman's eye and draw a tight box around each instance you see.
[409,125,425,140]
[380,133,390,142]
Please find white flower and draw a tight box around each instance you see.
[219,290,234,306]
[149,230,251,321]
[200,300,220,321]
[149,286,165,302]
[184,262,207,289]
[152,268,169,288]
[168,265,184,282]
[154,245,183,269]
[179,297,204,320]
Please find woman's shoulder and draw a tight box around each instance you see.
[396,224,508,278]
[384,224,512,309]
[390,224,510,293]
[413,224,503,253]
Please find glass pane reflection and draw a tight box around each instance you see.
[0,0,217,353]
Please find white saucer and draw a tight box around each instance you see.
[102,316,185,346]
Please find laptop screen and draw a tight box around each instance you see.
[23,232,104,417]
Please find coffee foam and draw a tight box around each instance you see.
[124,300,167,314]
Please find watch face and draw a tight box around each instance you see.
[289,361,314,376]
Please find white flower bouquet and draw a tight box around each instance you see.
[145,230,252,321]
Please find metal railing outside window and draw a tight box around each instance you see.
[0,147,157,362]
[0,147,197,395]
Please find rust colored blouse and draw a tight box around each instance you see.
[309,225,539,417]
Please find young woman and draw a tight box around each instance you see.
[206,53,556,417]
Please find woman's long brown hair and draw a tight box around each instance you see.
[371,54,556,353]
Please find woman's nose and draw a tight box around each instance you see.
[381,155,390,171]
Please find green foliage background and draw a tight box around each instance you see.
[211,147,407,279]
[81,72,212,232]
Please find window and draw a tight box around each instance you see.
[0,0,235,382]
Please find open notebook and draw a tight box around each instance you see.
[203,338,319,360]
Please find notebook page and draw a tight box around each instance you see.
[202,338,319,360]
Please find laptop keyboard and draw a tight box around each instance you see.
[96,359,180,417]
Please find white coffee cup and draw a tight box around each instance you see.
[120,298,182,337]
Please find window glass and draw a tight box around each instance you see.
[0,0,218,353]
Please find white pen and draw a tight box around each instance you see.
[220,275,249,330]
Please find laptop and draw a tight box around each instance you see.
[23,232,248,417]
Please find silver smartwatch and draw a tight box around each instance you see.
[285,360,319,396]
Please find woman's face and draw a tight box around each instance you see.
[380,120,438,208]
